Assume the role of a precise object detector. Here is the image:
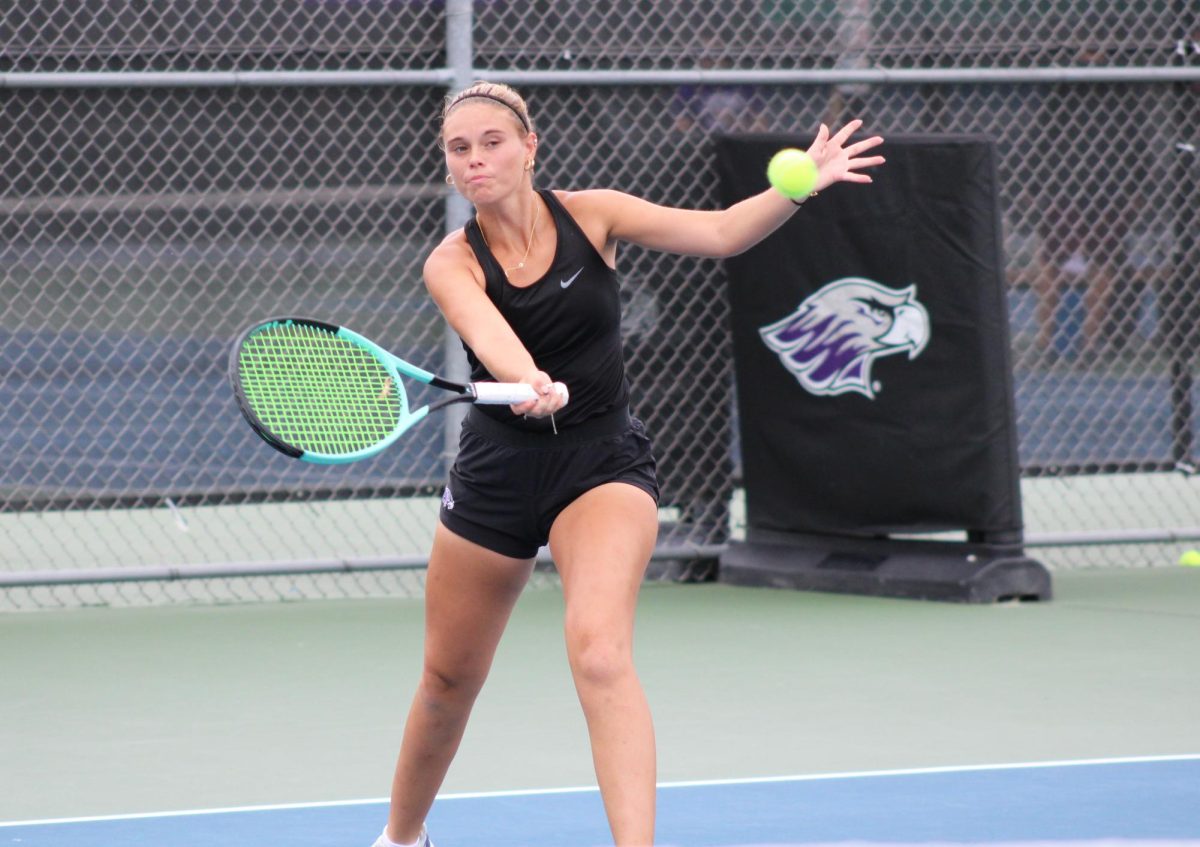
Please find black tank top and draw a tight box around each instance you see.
[463,189,630,431]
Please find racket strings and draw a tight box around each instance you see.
[238,323,404,455]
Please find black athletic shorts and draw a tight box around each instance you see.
[439,405,659,559]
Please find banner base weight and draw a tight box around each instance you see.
[719,533,1051,603]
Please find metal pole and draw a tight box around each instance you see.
[0,69,454,88]
[479,67,1200,86]
[442,0,475,469]
[1168,8,1198,468]
[4,67,1200,89]
[0,544,726,588]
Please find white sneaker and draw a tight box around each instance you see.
[372,824,433,847]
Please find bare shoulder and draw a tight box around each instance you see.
[556,187,636,218]
[554,188,641,253]
[555,187,716,256]
[423,228,485,293]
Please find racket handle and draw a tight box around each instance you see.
[471,381,570,406]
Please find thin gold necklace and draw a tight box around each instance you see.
[480,199,541,275]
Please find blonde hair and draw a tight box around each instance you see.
[441,81,534,136]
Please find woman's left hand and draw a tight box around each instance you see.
[807,120,886,193]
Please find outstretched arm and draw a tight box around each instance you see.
[423,243,564,418]
[581,119,884,259]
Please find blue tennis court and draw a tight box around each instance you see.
[3,757,1198,846]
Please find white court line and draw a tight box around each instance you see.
[2,753,1198,829]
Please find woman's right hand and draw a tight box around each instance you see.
[511,370,568,418]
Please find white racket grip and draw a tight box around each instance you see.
[471,382,536,404]
[470,381,570,406]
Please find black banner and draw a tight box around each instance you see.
[717,134,1023,540]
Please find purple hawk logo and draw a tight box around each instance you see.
[759,277,930,399]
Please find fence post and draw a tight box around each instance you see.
[441,0,475,470]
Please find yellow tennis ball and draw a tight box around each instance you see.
[767,148,819,200]
[1179,549,1200,567]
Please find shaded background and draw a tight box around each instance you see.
[1,1,1198,609]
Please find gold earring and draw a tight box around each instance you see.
[524,159,535,172]
[445,173,454,184]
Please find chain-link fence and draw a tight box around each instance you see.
[2,1,1198,609]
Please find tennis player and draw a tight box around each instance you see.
[373,81,885,847]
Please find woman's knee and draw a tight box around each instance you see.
[564,622,634,689]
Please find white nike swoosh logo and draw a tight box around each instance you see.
[560,268,583,289]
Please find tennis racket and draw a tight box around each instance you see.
[230,317,568,464]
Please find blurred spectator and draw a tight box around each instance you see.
[671,47,769,134]
[1034,196,1119,361]
[1110,193,1175,351]
[1003,192,1047,290]
[672,83,770,134]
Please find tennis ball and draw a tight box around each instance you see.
[767,148,819,200]
[1179,549,1200,567]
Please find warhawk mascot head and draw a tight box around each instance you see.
[759,277,929,398]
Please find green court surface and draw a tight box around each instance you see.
[1,567,1197,825]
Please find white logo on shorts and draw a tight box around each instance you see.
[441,487,455,511]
